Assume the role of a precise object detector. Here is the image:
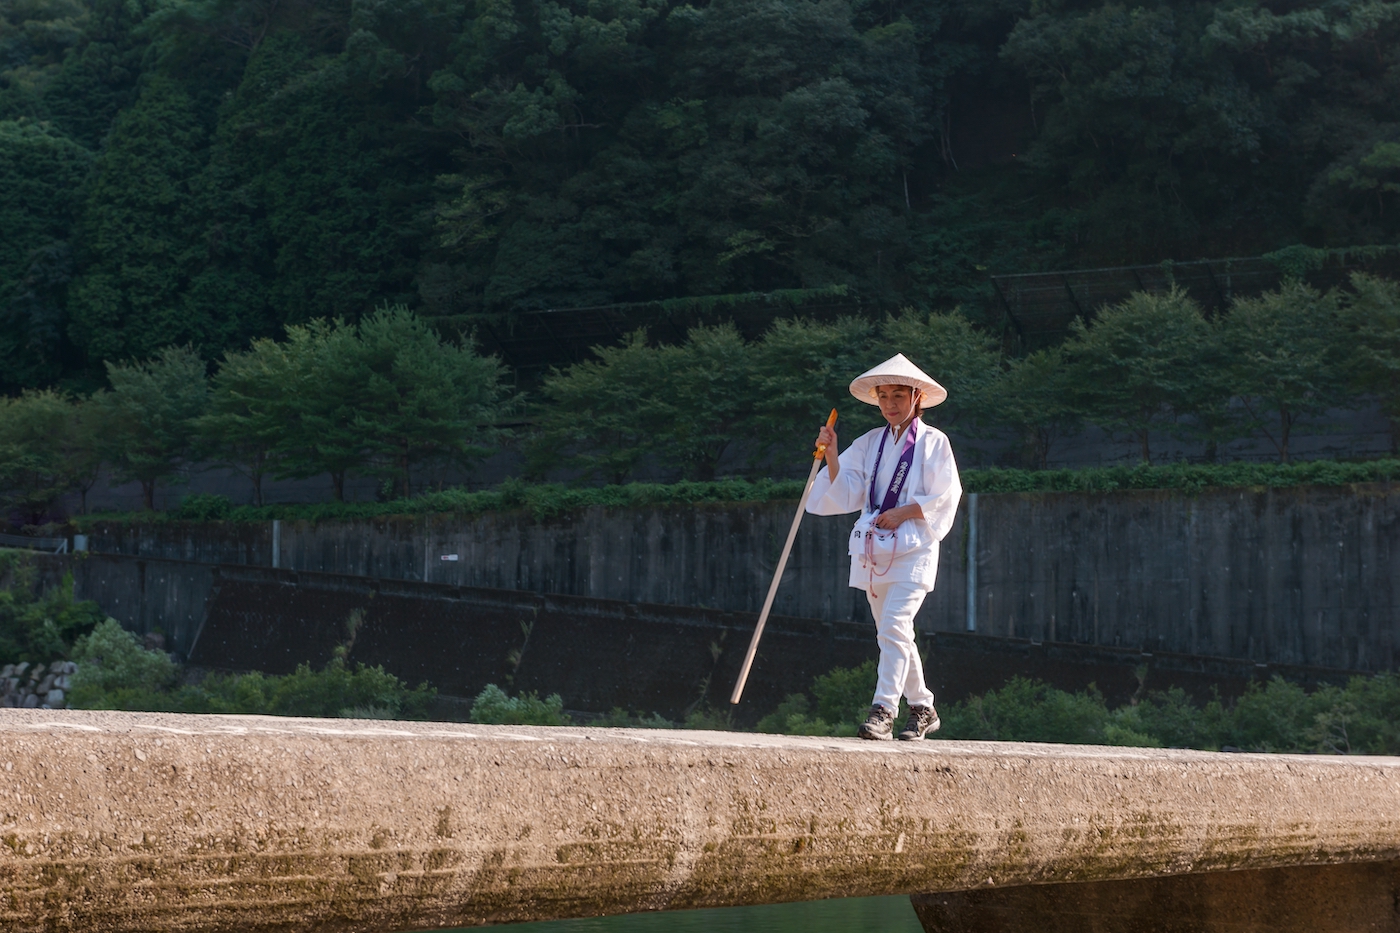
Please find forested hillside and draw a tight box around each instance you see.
[2,0,1399,391]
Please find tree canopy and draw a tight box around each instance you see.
[2,0,1398,389]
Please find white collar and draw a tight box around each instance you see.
[886,417,922,443]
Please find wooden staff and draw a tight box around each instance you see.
[730,408,838,705]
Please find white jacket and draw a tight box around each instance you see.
[806,419,962,591]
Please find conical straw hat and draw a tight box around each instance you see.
[848,353,947,407]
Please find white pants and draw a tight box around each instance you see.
[867,581,935,712]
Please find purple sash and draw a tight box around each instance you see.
[868,422,918,513]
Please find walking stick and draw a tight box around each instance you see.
[731,408,838,705]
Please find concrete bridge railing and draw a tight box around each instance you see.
[3,710,1399,932]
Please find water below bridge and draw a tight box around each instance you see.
[478,894,922,932]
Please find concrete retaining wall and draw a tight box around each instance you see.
[3,710,1399,932]
[51,556,1359,722]
[83,483,1400,670]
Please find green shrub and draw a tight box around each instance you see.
[183,661,437,719]
[966,460,1400,495]
[1111,686,1224,749]
[935,674,1400,754]
[1310,674,1400,755]
[682,706,734,731]
[811,659,878,726]
[754,659,878,736]
[754,693,856,736]
[758,664,1400,754]
[469,684,571,725]
[67,621,436,719]
[0,559,103,663]
[68,617,179,707]
[938,677,1109,743]
[338,705,399,720]
[174,493,233,521]
[593,707,674,728]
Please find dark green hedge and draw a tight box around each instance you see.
[77,459,1400,527]
[965,458,1400,494]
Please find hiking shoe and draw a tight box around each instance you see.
[858,704,896,741]
[898,704,940,741]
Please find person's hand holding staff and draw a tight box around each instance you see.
[730,408,839,705]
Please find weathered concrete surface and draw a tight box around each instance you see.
[3,711,1400,932]
[911,859,1400,932]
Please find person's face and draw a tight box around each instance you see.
[876,384,918,426]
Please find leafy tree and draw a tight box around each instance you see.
[4,0,1400,401]
[0,389,84,523]
[66,76,210,364]
[1340,273,1400,454]
[1309,136,1400,246]
[529,331,681,484]
[0,0,93,121]
[197,343,293,506]
[750,316,880,456]
[93,344,209,510]
[260,318,368,502]
[658,324,757,480]
[987,347,1080,470]
[65,396,103,514]
[1223,282,1349,462]
[533,323,759,482]
[346,305,507,497]
[243,307,505,500]
[1000,0,1400,263]
[0,120,91,389]
[180,29,447,340]
[1062,289,1216,463]
[430,0,942,314]
[876,310,1003,431]
[9,0,157,148]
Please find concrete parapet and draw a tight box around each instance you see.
[2,710,1399,932]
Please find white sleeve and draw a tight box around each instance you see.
[806,433,870,516]
[910,432,962,541]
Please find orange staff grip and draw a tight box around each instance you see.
[813,408,838,460]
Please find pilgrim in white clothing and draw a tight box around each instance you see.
[804,353,963,740]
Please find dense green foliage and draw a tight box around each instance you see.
[93,345,210,509]
[533,310,1002,480]
[66,616,438,717]
[0,554,103,663]
[468,683,571,725]
[755,662,1400,755]
[67,616,180,703]
[3,0,1399,390]
[196,305,507,501]
[538,276,1400,475]
[0,388,96,522]
[68,458,1400,526]
[0,306,506,518]
[755,660,878,736]
[939,675,1400,754]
